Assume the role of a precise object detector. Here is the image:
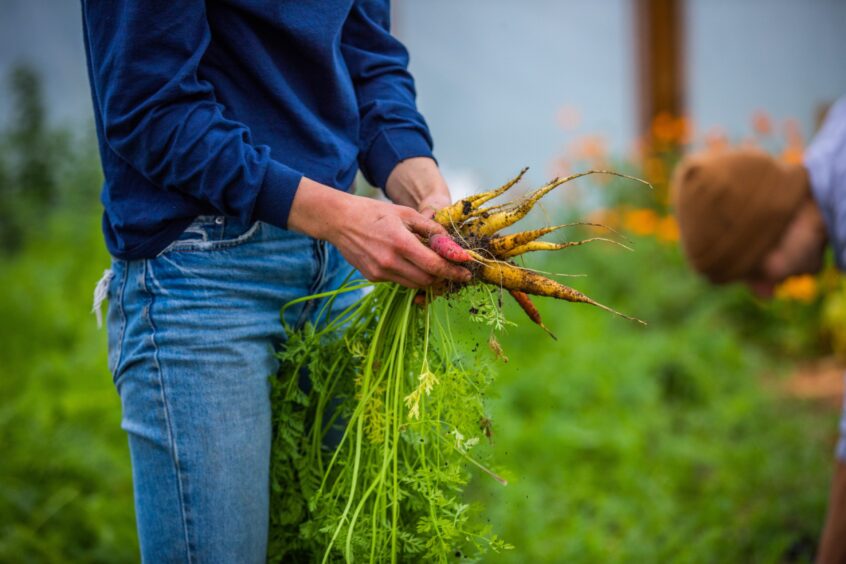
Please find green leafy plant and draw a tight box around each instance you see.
[268,282,513,562]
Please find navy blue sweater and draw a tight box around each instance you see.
[81,1,434,259]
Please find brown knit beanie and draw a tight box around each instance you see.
[671,148,810,284]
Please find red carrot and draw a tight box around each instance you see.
[429,234,472,263]
[508,289,557,340]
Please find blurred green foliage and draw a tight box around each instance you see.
[469,237,835,563]
[0,67,838,562]
[0,66,100,253]
[0,66,137,562]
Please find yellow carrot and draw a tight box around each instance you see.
[500,237,633,259]
[467,170,652,237]
[487,222,621,256]
[434,167,528,228]
[477,260,645,324]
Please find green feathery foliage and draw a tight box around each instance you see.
[268,282,514,562]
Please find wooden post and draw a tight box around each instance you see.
[635,0,685,136]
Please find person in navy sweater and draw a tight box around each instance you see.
[82,1,470,560]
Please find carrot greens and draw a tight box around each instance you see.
[269,283,512,562]
[268,169,646,562]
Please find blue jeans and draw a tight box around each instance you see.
[105,216,360,563]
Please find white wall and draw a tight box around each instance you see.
[686,0,846,141]
[0,0,92,127]
[397,0,635,190]
[2,0,845,186]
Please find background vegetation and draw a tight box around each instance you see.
[0,68,840,563]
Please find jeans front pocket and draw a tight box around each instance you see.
[157,216,261,255]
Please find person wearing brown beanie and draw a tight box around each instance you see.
[673,97,846,564]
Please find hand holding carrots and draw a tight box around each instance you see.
[288,177,472,289]
[291,166,646,333]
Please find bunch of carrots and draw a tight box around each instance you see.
[425,167,646,335]
[268,168,645,563]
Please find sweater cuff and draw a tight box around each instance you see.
[363,127,435,190]
[253,160,304,229]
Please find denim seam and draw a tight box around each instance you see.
[294,239,328,329]
[112,262,129,379]
[143,259,195,563]
[319,240,330,283]
[157,221,262,256]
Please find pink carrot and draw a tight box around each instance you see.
[429,234,471,263]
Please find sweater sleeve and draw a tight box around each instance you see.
[805,97,846,270]
[340,0,435,190]
[81,1,302,229]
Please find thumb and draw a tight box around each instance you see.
[417,197,451,221]
[419,206,438,220]
[404,211,448,238]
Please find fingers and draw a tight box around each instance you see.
[369,226,469,286]
[398,258,438,288]
[364,247,435,289]
[418,197,451,220]
[397,231,471,283]
[394,209,472,282]
[362,264,429,290]
[349,204,471,289]
[403,210,448,238]
[393,273,429,290]
[418,205,438,220]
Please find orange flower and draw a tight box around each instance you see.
[704,127,729,153]
[781,145,804,165]
[623,208,659,236]
[585,208,622,230]
[676,116,695,145]
[652,112,677,144]
[784,118,805,149]
[655,215,679,243]
[578,135,607,160]
[752,110,773,136]
[775,275,818,303]
[643,156,665,183]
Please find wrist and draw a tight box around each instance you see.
[287,177,349,241]
[385,157,450,210]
